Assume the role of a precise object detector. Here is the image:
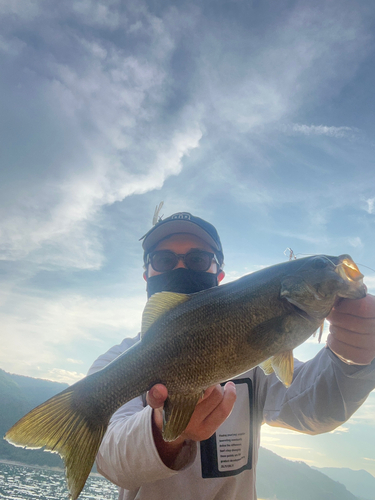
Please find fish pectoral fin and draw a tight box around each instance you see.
[259,358,274,375]
[270,350,294,388]
[312,321,324,342]
[162,392,202,442]
[141,292,190,338]
[318,321,324,343]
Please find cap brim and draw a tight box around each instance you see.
[142,220,220,253]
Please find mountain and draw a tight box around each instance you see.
[257,447,359,500]
[313,466,375,500]
[0,368,68,468]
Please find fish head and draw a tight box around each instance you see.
[280,254,366,320]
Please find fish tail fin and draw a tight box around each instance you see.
[5,387,109,500]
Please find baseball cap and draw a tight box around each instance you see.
[140,212,224,267]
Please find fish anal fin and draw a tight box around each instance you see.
[141,292,190,338]
[5,387,109,500]
[162,392,202,442]
[271,350,294,388]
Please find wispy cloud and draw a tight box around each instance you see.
[67,358,84,365]
[329,426,349,434]
[348,237,364,249]
[270,229,331,246]
[261,436,280,444]
[222,271,243,283]
[279,123,357,138]
[366,198,375,214]
[261,426,298,438]
[42,368,85,385]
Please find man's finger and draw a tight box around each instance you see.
[183,382,237,442]
[329,294,375,318]
[329,325,375,349]
[203,381,237,428]
[327,334,375,365]
[147,384,168,409]
[195,385,225,413]
[327,310,375,334]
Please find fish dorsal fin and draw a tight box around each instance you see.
[259,350,294,387]
[162,391,202,442]
[141,292,190,338]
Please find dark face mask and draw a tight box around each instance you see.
[146,267,219,298]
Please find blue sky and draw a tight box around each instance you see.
[1,0,375,476]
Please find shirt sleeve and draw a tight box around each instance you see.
[256,346,375,434]
[87,336,197,491]
[95,398,197,490]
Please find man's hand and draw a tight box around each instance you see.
[146,382,236,468]
[327,293,375,365]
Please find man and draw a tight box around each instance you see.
[88,212,375,500]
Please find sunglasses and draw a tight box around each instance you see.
[147,249,219,273]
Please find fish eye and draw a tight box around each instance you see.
[312,257,328,269]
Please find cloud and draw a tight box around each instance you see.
[329,426,349,434]
[366,198,375,214]
[221,271,243,284]
[268,230,330,247]
[41,368,86,385]
[0,1,202,269]
[0,288,146,379]
[261,426,297,438]
[67,358,84,365]
[0,0,373,275]
[221,266,267,283]
[0,0,41,20]
[279,123,356,138]
[200,1,371,134]
[261,436,280,444]
[348,237,364,249]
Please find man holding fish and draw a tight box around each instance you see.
[88,212,375,500]
[6,211,375,500]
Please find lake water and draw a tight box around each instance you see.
[0,461,119,499]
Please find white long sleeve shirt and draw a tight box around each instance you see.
[88,335,375,500]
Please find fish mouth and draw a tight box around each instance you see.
[336,255,364,282]
[335,255,366,299]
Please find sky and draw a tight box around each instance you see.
[1,0,375,476]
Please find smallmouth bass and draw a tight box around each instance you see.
[5,254,366,499]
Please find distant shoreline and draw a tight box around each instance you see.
[0,458,64,472]
[0,458,102,477]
